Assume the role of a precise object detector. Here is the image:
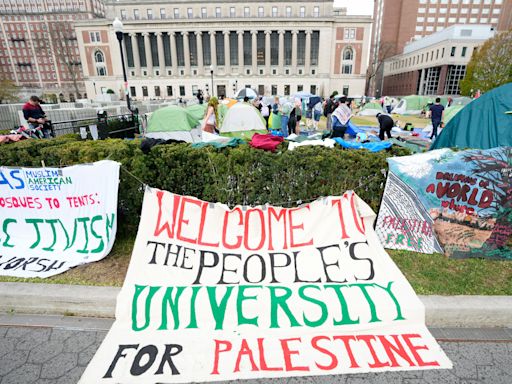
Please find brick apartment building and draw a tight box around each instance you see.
[0,0,105,102]
[369,0,512,96]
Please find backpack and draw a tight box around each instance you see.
[323,99,332,117]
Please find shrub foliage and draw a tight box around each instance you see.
[0,136,410,232]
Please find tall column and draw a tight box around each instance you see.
[183,31,190,75]
[291,30,298,72]
[265,30,271,74]
[130,33,141,76]
[170,31,178,75]
[278,30,285,75]
[305,30,312,74]
[251,30,257,74]
[143,32,153,74]
[209,31,217,68]
[223,31,230,73]
[196,31,204,75]
[156,32,165,75]
[237,31,244,73]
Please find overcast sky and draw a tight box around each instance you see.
[334,0,374,15]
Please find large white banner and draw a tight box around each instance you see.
[81,188,451,383]
[0,160,120,278]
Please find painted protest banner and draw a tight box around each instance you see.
[376,147,512,259]
[80,188,451,383]
[0,160,120,277]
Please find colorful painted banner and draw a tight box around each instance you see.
[0,160,120,277]
[80,188,451,383]
[376,147,512,259]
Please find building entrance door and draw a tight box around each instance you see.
[217,85,226,98]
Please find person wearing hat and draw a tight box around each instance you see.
[376,112,393,140]
[22,96,52,138]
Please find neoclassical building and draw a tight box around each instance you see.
[75,0,372,100]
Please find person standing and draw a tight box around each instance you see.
[280,100,292,137]
[313,100,322,130]
[197,89,204,104]
[376,113,393,140]
[429,97,444,140]
[330,96,352,138]
[202,97,219,134]
[324,93,336,131]
[260,101,270,130]
[271,96,281,132]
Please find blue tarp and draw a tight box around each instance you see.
[333,138,392,152]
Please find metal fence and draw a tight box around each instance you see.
[51,113,140,139]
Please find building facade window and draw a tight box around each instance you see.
[154,86,160,97]
[344,28,356,40]
[120,9,127,20]
[142,86,148,97]
[257,31,265,65]
[341,47,354,74]
[450,46,456,56]
[229,32,238,65]
[243,31,251,66]
[244,7,250,17]
[297,31,306,65]
[313,6,320,17]
[271,32,279,65]
[133,9,139,20]
[271,85,277,94]
[94,50,106,76]
[286,6,292,17]
[167,86,173,96]
[174,8,179,18]
[130,86,136,96]
[284,31,292,65]
[201,7,206,18]
[461,46,467,57]
[163,33,172,66]
[160,8,165,19]
[216,7,221,17]
[215,32,225,66]
[311,31,320,66]
[284,85,290,95]
[258,7,264,17]
[179,86,185,96]
[202,33,211,65]
[300,6,306,17]
[147,9,153,20]
[175,33,184,66]
[90,32,100,43]
[272,7,278,17]
[187,8,193,18]
[343,85,349,96]
[189,33,197,66]
[230,7,235,17]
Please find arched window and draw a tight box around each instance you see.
[343,47,353,60]
[341,46,354,74]
[94,50,107,76]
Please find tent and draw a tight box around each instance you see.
[235,88,258,100]
[431,82,512,150]
[219,102,267,139]
[443,104,465,125]
[146,105,201,142]
[358,102,384,116]
[391,96,429,115]
[185,104,207,126]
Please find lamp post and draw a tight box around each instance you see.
[112,17,132,112]
[209,64,214,98]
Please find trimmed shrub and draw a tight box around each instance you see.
[0,137,410,232]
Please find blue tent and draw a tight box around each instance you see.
[431,82,512,150]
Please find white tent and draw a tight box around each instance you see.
[235,88,258,100]
[220,103,266,136]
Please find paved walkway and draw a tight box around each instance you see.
[0,315,511,384]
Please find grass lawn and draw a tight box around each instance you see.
[1,234,511,295]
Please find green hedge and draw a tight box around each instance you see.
[0,136,410,233]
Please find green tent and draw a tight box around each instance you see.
[146,105,200,142]
[185,104,207,126]
[391,95,431,115]
[431,82,512,150]
[443,104,465,125]
[358,102,384,116]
